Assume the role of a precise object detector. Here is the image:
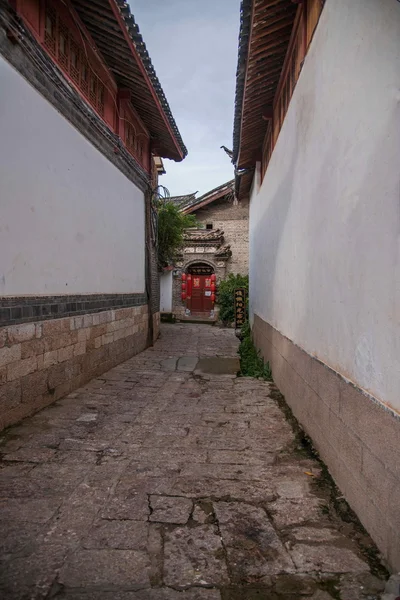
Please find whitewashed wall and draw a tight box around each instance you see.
[0,57,145,296]
[160,271,173,312]
[249,0,400,411]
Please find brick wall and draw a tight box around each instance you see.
[0,305,148,431]
[194,198,249,275]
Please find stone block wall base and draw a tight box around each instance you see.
[252,313,400,571]
[0,305,149,431]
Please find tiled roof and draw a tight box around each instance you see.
[183,229,224,243]
[115,0,187,159]
[232,0,297,167]
[169,193,197,210]
[72,0,187,161]
[232,0,252,166]
[179,180,235,214]
[215,245,232,258]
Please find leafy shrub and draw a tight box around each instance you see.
[156,202,197,268]
[239,321,273,380]
[217,273,249,325]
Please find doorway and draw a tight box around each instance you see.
[187,263,214,314]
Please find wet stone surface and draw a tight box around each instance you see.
[0,324,388,599]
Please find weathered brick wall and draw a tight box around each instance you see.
[0,305,148,431]
[172,273,183,316]
[194,198,249,275]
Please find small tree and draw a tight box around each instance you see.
[217,273,249,325]
[156,201,197,268]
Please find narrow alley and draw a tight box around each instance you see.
[0,325,386,599]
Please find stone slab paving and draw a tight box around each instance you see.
[0,324,388,599]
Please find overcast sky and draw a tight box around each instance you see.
[133,0,241,196]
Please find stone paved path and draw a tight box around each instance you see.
[0,325,386,599]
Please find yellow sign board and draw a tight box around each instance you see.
[234,288,247,328]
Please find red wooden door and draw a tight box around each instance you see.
[203,276,213,312]
[191,275,204,312]
[191,276,213,313]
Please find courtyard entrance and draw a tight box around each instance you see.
[187,263,214,314]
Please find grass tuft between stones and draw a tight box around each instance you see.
[238,322,272,380]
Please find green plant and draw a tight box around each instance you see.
[239,321,273,380]
[156,202,197,268]
[217,273,249,324]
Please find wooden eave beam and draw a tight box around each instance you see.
[106,0,184,161]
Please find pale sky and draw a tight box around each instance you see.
[133,0,241,196]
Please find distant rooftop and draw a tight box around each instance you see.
[169,180,235,214]
[169,193,198,210]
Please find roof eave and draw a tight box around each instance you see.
[233,0,297,171]
[109,0,186,161]
[232,0,253,167]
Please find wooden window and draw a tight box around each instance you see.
[98,82,105,116]
[89,73,97,107]
[44,4,56,56]
[80,56,89,96]
[58,19,69,69]
[125,122,135,155]
[69,39,80,84]
[271,4,309,147]
[262,2,324,175]
[38,1,115,123]
[123,107,149,171]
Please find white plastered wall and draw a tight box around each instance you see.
[249,0,400,411]
[160,271,173,312]
[0,57,145,296]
